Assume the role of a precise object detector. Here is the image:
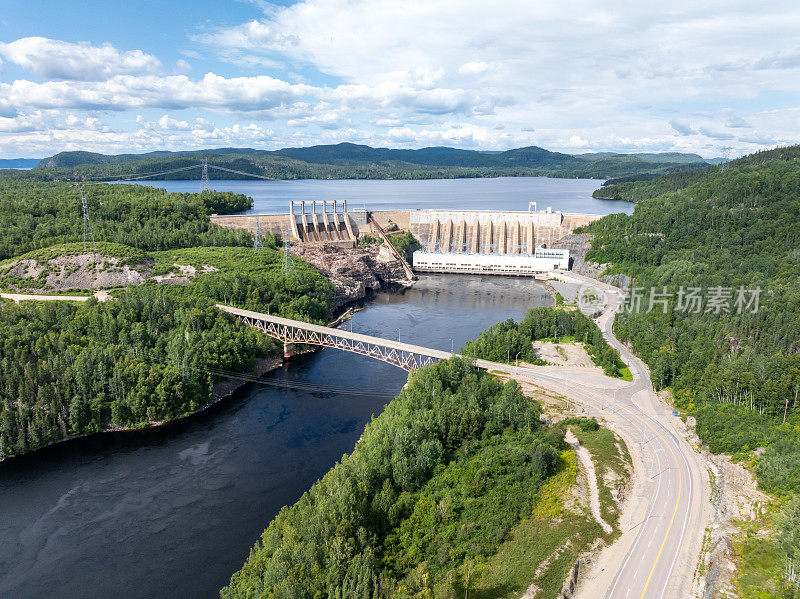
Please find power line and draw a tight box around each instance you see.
[81,164,201,184]
[77,160,274,186]
[206,163,274,180]
[178,362,397,398]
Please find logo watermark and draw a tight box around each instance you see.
[621,286,761,314]
[577,284,608,315]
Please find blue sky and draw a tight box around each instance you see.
[1,0,798,158]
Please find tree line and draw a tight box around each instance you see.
[221,357,571,599]
[462,307,626,377]
[0,262,332,460]
[0,180,334,459]
[0,179,252,260]
[581,149,800,594]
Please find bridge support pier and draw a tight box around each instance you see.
[283,342,295,361]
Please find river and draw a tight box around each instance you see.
[0,275,554,599]
[123,176,635,216]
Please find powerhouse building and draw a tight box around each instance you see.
[412,247,570,276]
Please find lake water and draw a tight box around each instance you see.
[0,177,634,599]
[127,177,635,216]
[0,275,553,599]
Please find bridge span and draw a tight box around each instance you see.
[217,305,457,371]
[217,292,707,599]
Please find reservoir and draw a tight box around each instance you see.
[0,275,553,599]
[124,176,635,216]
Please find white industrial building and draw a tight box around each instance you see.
[412,247,570,276]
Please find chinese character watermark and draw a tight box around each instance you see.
[621,286,761,314]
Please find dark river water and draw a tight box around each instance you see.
[0,275,553,599]
[125,176,635,216]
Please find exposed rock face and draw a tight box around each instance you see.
[290,243,412,311]
[0,254,220,291]
[682,417,772,599]
[1,254,149,290]
[555,233,608,278]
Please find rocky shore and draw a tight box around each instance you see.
[291,242,415,312]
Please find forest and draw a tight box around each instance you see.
[0,180,334,459]
[221,357,612,599]
[462,307,627,377]
[582,148,800,595]
[0,179,252,260]
[10,142,716,183]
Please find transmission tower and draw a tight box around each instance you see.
[76,182,97,270]
[75,183,96,253]
[253,220,263,251]
[720,146,733,171]
[200,158,211,192]
[281,230,297,277]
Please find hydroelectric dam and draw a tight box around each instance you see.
[210,201,602,276]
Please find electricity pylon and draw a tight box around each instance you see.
[282,230,297,277]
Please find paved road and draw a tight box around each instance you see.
[0,290,112,303]
[224,281,708,598]
[499,278,707,599]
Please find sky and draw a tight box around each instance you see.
[1,0,799,158]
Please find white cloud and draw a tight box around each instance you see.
[669,120,696,136]
[0,72,304,112]
[386,123,515,148]
[458,62,490,75]
[194,19,299,50]
[287,109,345,129]
[188,0,800,154]
[5,2,800,156]
[698,127,735,140]
[725,115,752,128]
[0,37,162,81]
[568,135,590,148]
[175,59,192,74]
[157,115,192,131]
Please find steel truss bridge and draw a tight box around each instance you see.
[218,305,454,372]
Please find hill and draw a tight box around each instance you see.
[580,145,800,595]
[26,142,719,182]
[579,151,709,165]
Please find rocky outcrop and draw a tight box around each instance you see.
[1,254,150,290]
[682,417,771,599]
[291,243,413,312]
[555,233,608,278]
[0,253,221,292]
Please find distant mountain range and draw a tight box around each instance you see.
[10,143,724,182]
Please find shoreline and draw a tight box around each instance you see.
[0,273,556,466]
[0,284,402,466]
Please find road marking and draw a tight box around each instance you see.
[565,278,695,599]
[522,357,683,599]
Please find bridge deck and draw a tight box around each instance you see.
[217,305,454,360]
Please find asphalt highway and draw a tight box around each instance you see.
[488,279,707,599]
[223,277,708,598]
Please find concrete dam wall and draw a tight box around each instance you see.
[210,207,601,255]
[405,209,601,255]
[210,200,361,247]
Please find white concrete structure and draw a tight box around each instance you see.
[412,248,569,275]
[409,208,563,228]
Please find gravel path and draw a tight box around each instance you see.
[566,429,613,534]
